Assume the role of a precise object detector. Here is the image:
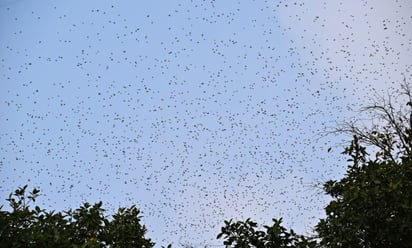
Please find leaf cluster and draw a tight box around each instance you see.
[217,218,316,248]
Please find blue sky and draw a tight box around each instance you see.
[1,0,411,246]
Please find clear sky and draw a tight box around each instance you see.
[1,0,411,246]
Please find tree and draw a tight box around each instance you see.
[316,138,412,247]
[0,185,154,248]
[217,82,412,248]
[217,218,316,248]
[315,82,412,247]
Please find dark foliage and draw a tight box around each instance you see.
[0,185,154,248]
[218,83,412,248]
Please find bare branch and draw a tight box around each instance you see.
[324,82,412,163]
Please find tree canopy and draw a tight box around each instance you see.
[315,138,412,247]
[314,83,412,247]
[0,185,154,248]
[217,83,412,247]
[2,84,412,247]
[216,218,316,248]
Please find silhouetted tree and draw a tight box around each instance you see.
[0,185,154,248]
[218,82,412,248]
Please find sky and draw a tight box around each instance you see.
[1,0,411,246]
